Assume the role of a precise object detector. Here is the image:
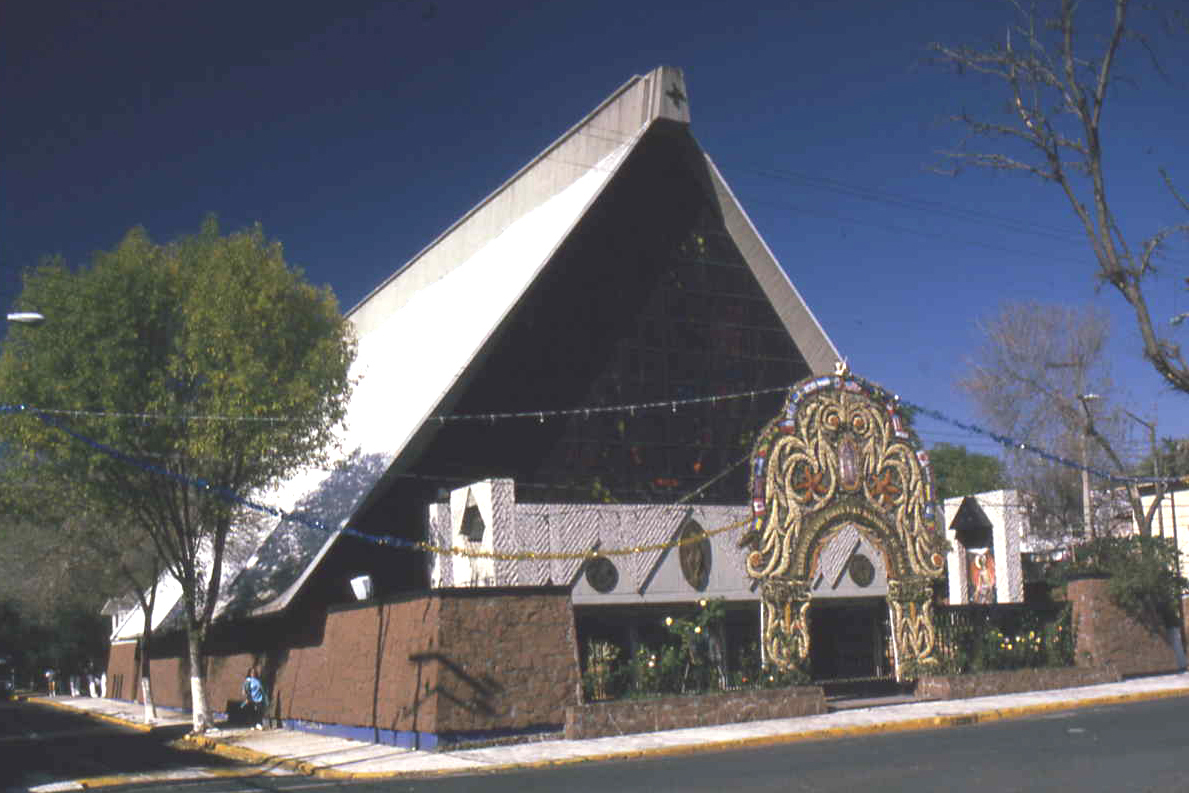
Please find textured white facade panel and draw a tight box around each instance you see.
[428,479,754,605]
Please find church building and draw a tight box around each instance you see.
[106,66,852,747]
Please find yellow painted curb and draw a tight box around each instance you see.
[177,733,319,776]
[25,697,155,733]
[76,766,281,789]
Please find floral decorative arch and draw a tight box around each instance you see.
[739,370,949,680]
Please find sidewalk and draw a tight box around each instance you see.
[27,673,1189,784]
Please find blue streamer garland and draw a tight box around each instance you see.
[0,403,418,552]
[1,383,1182,560]
[898,398,1175,486]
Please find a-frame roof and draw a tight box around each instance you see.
[119,66,842,632]
[318,65,838,530]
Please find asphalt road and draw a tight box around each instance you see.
[5,694,1189,792]
[0,696,251,790]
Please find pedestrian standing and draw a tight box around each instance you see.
[242,668,267,730]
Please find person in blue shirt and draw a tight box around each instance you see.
[242,668,267,730]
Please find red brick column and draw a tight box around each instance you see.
[1068,576,1178,676]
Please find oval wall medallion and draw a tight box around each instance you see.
[678,519,712,591]
[585,556,619,593]
[849,553,875,588]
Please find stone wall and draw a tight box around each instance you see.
[915,666,1120,701]
[104,587,580,747]
[434,590,581,736]
[1067,576,1180,676]
[564,686,827,740]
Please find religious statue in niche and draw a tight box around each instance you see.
[739,365,949,681]
[967,549,996,604]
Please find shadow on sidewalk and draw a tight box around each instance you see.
[1,697,268,788]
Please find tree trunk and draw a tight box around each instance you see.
[138,597,157,723]
[138,637,156,723]
[187,628,209,733]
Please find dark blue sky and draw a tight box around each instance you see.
[3,0,1187,463]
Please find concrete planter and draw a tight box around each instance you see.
[564,685,827,740]
[915,665,1120,701]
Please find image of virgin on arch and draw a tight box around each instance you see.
[739,370,949,681]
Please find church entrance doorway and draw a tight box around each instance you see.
[808,598,891,682]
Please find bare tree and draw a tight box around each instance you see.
[960,300,1163,536]
[932,0,1189,392]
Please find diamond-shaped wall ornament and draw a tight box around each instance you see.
[817,523,861,590]
[460,489,486,541]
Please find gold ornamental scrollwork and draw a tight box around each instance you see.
[887,578,940,676]
[744,374,949,682]
[761,579,810,667]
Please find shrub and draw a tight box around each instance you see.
[1051,536,1186,630]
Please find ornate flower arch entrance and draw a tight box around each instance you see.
[740,370,949,681]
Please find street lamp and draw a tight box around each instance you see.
[1077,393,1101,539]
[5,312,45,325]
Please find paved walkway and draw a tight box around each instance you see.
[22,673,1189,786]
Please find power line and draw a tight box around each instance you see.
[731,163,1086,244]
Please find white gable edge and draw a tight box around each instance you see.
[702,153,842,375]
[347,66,687,338]
[337,125,648,530]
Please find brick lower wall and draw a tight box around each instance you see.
[105,587,579,745]
[564,686,827,740]
[105,642,137,701]
[915,666,1120,701]
[1068,577,1179,676]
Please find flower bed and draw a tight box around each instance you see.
[564,685,826,740]
[914,665,1120,701]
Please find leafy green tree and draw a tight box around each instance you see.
[929,443,1005,500]
[0,217,355,731]
[1,458,164,717]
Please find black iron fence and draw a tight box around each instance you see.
[932,603,1074,674]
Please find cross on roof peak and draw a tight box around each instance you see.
[665,83,686,109]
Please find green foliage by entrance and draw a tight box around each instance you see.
[1049,536,1187,630]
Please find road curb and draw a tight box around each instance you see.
[24,685,1189,783]
[180,684,1189,781]
[26,697,155,733]
[177,734,320,777]
[414,685,1189,779]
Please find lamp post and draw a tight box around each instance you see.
[6,312,45,325]
[1077,393,1101,539]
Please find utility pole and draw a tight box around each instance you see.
[1078,393,1100,539]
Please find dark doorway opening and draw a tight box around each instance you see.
[809,598,890,682]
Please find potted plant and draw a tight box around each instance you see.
[586,641,620,701]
